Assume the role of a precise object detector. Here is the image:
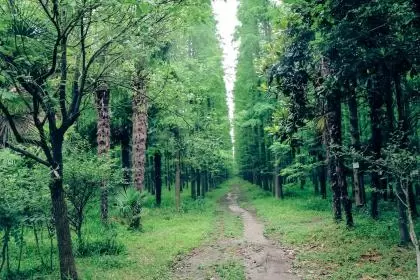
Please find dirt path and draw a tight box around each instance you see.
[173,184,298,280]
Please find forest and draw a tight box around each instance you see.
[0,0,419,279]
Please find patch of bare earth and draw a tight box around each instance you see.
[173,184,299,280]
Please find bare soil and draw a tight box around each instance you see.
[172,184,299,280]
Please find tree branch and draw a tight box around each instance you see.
[5,142,50,167]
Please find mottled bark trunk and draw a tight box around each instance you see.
[326,93,342,222]
[347,87,365,206]
[154,152,162,206]
[95,83,110,222]
[132,75,148,192]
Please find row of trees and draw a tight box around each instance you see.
[234,0,419,272]
[0,0,232,279]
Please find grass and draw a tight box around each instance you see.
[234,177,417,280]
[3,182,234,280]
[79,183,234,280]
[214,260,245,280]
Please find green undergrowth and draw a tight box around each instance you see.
[234,177,417,280]
[4,182,233,280]
[78,183,233,280]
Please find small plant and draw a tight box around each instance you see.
[214,261,245,280]
[116,188,145,230]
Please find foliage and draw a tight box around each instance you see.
[116,188,145,230]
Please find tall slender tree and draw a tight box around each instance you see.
[132,65,149,192]
[95,82,111,222]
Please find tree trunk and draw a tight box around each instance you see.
[175,150,181,211]
[95,83,110,222]
[132,74,148,192]
[326,91,353,226]
[404,180,420,280]
[326,93,342,222]
[201,171,206,197]
[408,184,419,217]
[347,86,365,206]
[274,155,283,199]
[154,151,162,206]
[312,168,319,195]
[204,170,209,193]
[318,133,328,199]
[395,74,418,217]
[50,135,78,279]
[382,74,394,201]
[397,184,410,245]
[121,129,131,187]
[191,169,197,199]
[319,162,327,199]
[367,78,383,219]
[196,169,201,197]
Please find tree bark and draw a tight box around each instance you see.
[397,184,410,245]
[326,94,342,222]
[191,169,197,199]
[50,134,78,279]
[201,171,206,198]
[326,91,353,226]
[319,162,327,199]
[367,78,383,219]
[347,86,365,206]
[132,74,148,192]
[394,74,418,217]
[154,151,162,206]
[95,82,110,222]
[312,168,319,195]
[319,133,328,199]
[120,129,131,187]
[403,180,420,279]
[175,150,181,211]
[196,169,201,197]
[204,170,209,193]
[274,155,283,199]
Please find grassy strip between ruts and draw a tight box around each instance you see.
[234,177,417,280]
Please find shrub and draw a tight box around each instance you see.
[116,188,145,230]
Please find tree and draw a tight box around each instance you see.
[132,64,149,192]
[95,82,111,222]
[0,1,175,278]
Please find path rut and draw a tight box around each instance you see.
[173,184,298,280]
